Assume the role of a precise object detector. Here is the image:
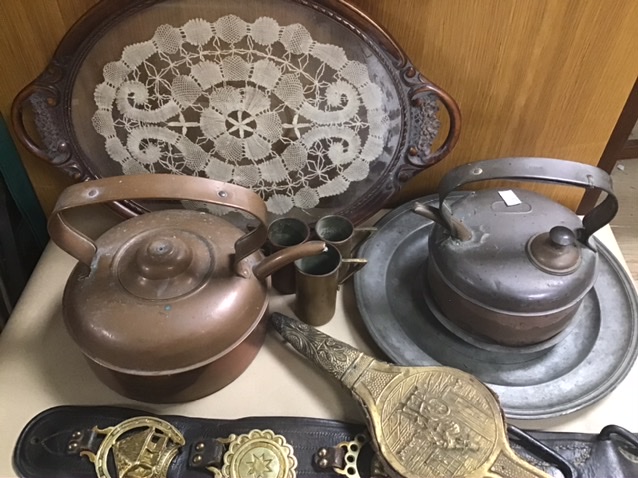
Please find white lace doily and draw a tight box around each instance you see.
[92,15,391,214]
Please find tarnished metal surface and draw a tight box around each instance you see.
[354,194,638,419]
[294,245,366,326]
[266,217,311,294]
[49,174,326,402]
[415,158,618,346]
[431,158,618,244]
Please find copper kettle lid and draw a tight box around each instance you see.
[63,208,269,375]
[116,226,213,300]
[414,158,618,315]
[49,175,324,374]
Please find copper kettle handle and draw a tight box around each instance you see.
[415,157,617,245]
[48,175,268,270]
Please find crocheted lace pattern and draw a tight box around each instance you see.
[92,15,392,214]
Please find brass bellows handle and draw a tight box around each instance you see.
[48,175,268,272]
[414,157,618,245]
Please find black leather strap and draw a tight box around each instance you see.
[13,406,373,478]
[509,426,638,478]
[13,406,638,478]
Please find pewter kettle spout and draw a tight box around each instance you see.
[412,202,472,241]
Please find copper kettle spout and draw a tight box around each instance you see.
[252,241,327,281]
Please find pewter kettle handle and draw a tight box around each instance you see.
[414,157,618,245]
[48,174,268,273]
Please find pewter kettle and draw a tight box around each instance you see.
[414,158,617,346]
[48,174,325,402]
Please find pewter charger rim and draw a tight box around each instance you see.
[354,193,638,420]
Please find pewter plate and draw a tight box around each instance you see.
[354,194,638,420]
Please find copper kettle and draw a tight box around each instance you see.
[48,174,325,403]
[414,158,617,347]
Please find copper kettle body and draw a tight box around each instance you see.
[414,158,617,347]
[49,174,325,403]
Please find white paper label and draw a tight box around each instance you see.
[498,190,522,207]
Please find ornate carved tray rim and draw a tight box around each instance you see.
[12,0,460,225]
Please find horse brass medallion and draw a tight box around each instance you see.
[79,417,185,478]
[207,429,297,478]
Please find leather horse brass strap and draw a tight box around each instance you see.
[270,313,550,478]
[69,420,297,478]
[13,406,375,478]
[11,405,638,478]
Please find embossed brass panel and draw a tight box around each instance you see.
[270,313,550,478]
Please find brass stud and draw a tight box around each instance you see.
[71,431,82,439]
[317,448,327,457]
[192,455,202,464]
[195,442,205,451]
[67,442,78,451]
[408,146,419,156]
[318,458,329,468]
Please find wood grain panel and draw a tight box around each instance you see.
[1,0,637,215]
[610,159,638,283]
[349,0,638,208]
